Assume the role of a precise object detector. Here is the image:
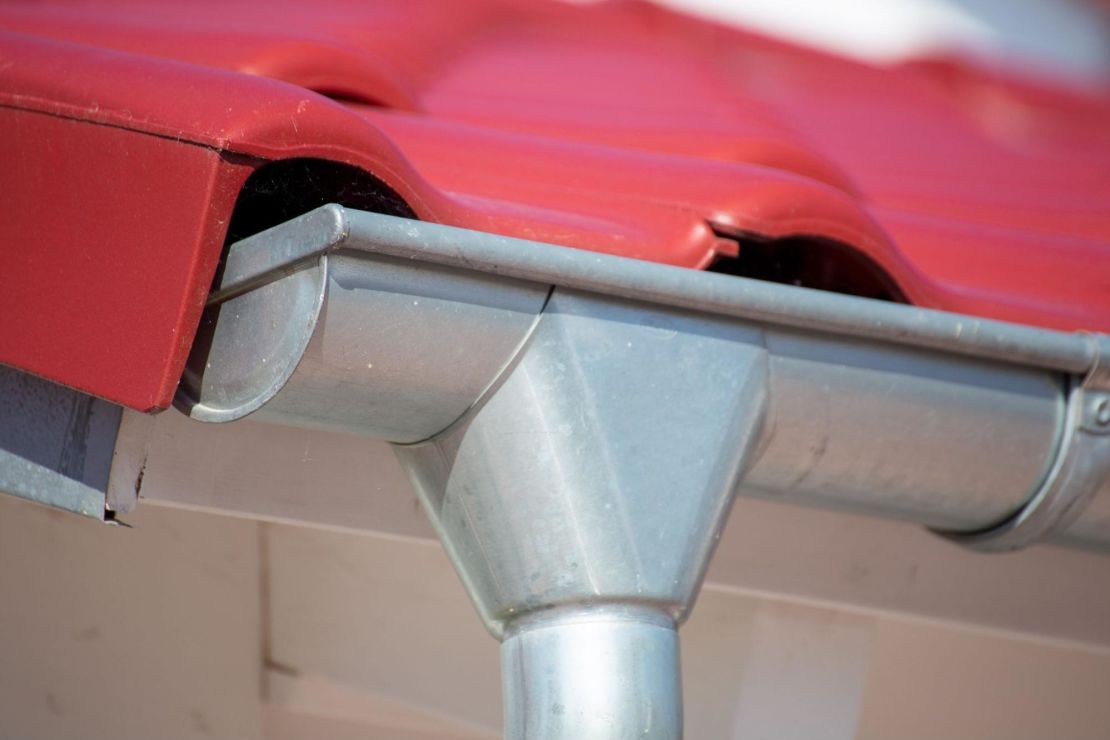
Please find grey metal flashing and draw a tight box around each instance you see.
[0,363,126,520]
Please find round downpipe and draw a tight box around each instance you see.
[502,606,681,740]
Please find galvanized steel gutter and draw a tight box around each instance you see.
[177,204,1110,740]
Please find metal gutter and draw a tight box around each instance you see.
[210,206,1106,375]
[176,204,1110,740]
[0,363,136,521]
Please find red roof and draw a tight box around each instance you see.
[2,0,1109,410]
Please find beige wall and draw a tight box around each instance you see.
[1,494,1108,739]
[0,497,261,740]
[858,620,1110,740]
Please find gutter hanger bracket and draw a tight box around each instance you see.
[938,335,1110,551]
[937,383,1110,551]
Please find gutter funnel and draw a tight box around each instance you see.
[177,205,1110,739]
[395,290,768,738]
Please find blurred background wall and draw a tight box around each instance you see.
[3,491,1110,740]
[658,0,1110,84]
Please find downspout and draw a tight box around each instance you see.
[177,205,1110,740]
